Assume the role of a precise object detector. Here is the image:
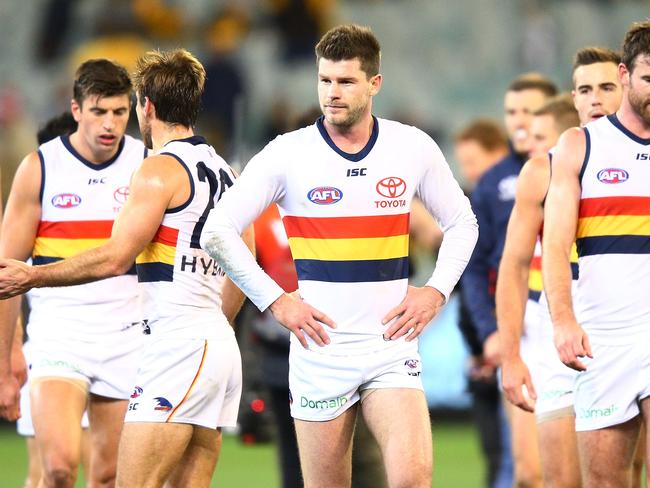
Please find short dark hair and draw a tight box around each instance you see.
[315,24,381,78]
[133,49,206,127]
[72,59,132,105]
[533,93,580,133]
[507,72,558,97]
[37,111,77,145]
[454,118,508,152]
[621,19,650,72]
[573,47,621,72]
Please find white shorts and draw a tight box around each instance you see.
[574,337,650,432]
[28,324,142,400]
[531,334,576,421]
[125,336,242,429]
[289,339,423,421]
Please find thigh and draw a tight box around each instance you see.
[537,415,580,488]
[116,422,194,488]
[87,394,128,486]
[504,400,542,486]
[578,416,641,488]
[361,388,432,488]
[294,406,358,488]
[30,378,87,468]
[166,426,222,488]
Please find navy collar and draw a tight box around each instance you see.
[317,115,379,162]
[607,113,650,145]
[61,134,126,171]
[165,135,207,146]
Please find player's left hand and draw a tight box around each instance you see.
[10,345,27,388]
[382,286,445,342]
[0,259,34,299]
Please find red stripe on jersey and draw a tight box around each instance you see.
[152,225,179,247]
[282,213,410,239]
[529,256,541,271]
[36,220,114,239]
[579,196,650,217]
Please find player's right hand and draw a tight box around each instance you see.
[269,293,336,348]
[0,372,21,421]
[501,355,536,413]
[0,259,34,299]
[554,321,592,371]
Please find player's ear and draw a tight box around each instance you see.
[618,62,630,88]
[143,96,156,119]
[70,99,82,122]
[369,74,382,96]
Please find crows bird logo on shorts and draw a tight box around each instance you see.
[153,397,173,411]
[131,386,143,399]
[597,168,629,184]
[308,186,343,205]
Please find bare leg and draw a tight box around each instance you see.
[361,389,432,488]
[504,400,542,488]
[577,416,640,488]
[87,395,128,488]
[24,436,42,488]
[537,415,580,488]
[116,422,194,488]
[31,379,87,488]
[165,426,221,488]
[631,420,645,488]
[294,405,358,488]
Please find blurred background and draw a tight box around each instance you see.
[1,0,649,486]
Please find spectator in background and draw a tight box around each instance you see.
[460,73,557,488]
[452,118,508,488]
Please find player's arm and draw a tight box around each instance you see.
[0,155,176,293]
[0,152,42,420]
[383,137,478,341]
[542,128,590,371]
[496,156,548,411]
[220,224,255,325]
[201,145,335,348]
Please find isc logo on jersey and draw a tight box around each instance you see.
[52,193,82,208]
[308,186,343,205]
[597,168,629,184]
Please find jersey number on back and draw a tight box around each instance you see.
[190,161,234,249]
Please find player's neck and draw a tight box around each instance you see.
[151,121,194,153]
[323,114,374,154]
[616,99,650,139]
[68,132,121,165]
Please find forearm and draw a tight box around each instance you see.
[496,262,529,360]
[0,297,21,373]
[32,244,129,288]
[542,245,576,325]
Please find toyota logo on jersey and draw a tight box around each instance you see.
[114,186,130,204]
[376,177,406,198]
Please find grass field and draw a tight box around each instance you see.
[0,420,484,487]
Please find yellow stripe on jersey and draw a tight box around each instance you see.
[528,269,543,293]
[33,237,108,258]
[577,215,650,238]
[288,235,409,261]
[136,241,176,265]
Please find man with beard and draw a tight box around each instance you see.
[544,20,650,487]
[200,24,478,488]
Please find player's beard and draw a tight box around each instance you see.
[140,120,153,149]
[628,86,650,126]
[325,100,366,129]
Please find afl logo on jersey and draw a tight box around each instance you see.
[308,187,343,205]
[51,193,81,208]
[376,177,406,198]
[597,168,629,184]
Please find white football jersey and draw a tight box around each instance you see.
[136,136,236,339]
[28,134,145,340]
[576,114,650,342]
[203,117,478,352]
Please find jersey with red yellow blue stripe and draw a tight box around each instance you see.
[202,116,478,353]
[136,136,237,339]
[576,114,650,341]
[28,134,144,340]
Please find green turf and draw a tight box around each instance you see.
[0,421,484,487]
